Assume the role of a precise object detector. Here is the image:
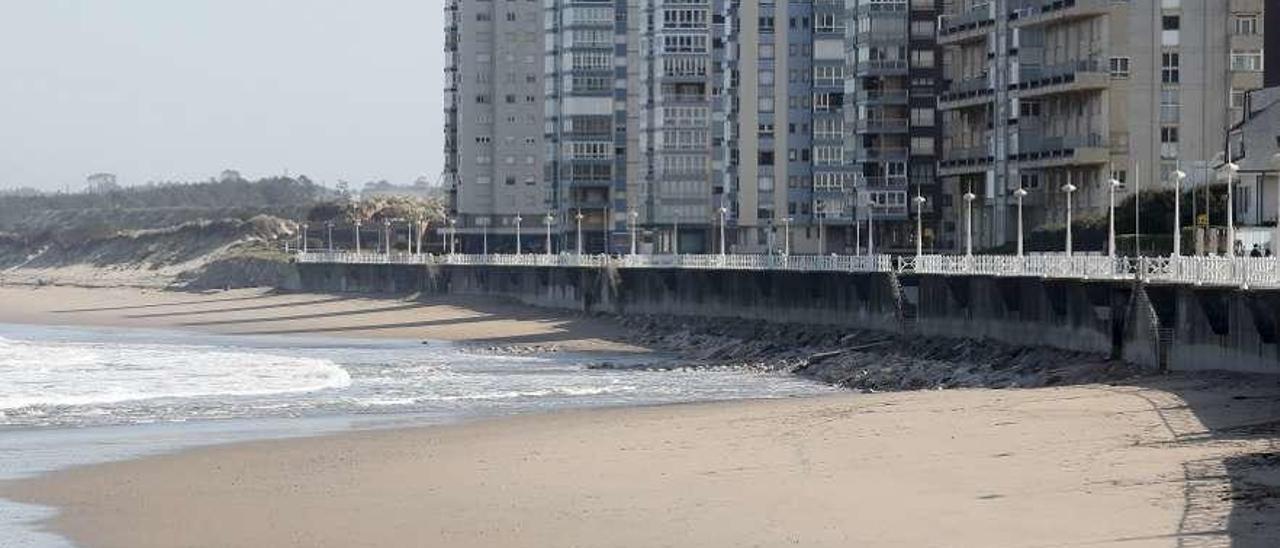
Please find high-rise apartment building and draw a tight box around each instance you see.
[544,1,725,254]
[846,0,942,252]
[445,0,547,252]
[938,0,1266,251]
[723,1,853,254]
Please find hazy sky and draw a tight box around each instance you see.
[0,0,444,190]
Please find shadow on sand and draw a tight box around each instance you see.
[1120,373,1280,547]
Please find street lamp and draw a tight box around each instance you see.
[325,221,334,252]
[672,216,680,255]
[1063,180,1078,257]
[544,212,554,256]
[718,206,728,257]
[963,191,976,257]
[479,218,488,256]
[383,219,392,255]
[1108,178,1122,258]
[1224,162,1239,256]
[816,202,826,254]
[514,214,523,256]
[628,209,639,256]
[1172,169,1187,257]
[575,211,584,256]
[300,223,309,254]
[1013,188,1028,257]
[913,193,927,257]
[353,220,362,254]
[449,218,458,255]
[783,217,793,256]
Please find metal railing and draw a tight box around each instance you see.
[297,252,1280,289]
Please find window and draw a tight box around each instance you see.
[1161,52,1180,83]
[910,137,935,155]
[1019,100,1042,117]
[1109,57,1130,78]
[1234,15,1259,35]
[1162,16,1179,30]
[1231,50,1263,72]
[910,49,935,68]
[910,20,935,39]
[1160,89,1180,123]
[910,108,935,127]
[1230,89,1247,109]
[1160,126,1179,143]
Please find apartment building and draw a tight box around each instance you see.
[445,0,547,253]
[846,0,942,252]
[938,0,1266,252]
[543,0,726,254]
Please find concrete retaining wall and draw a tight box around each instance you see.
[295,262,1280,375]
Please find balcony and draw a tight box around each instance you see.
[939,77,994,110]
[939,3,995,45]
[857,89,910,105]
[1014,133,1109,168]
[855,59,909,77]
[855,118,910,134]
[1012,58,1108,98]
[855,147,909,162]
[939,145,994,176]
[1010,0,1111,28]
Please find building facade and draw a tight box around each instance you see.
[938,0,1267,252]
[445,0,547,253]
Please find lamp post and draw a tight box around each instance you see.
[301,223,309,253]
[449,219,457,255]
[480,218,488,256]
[1013,188,1028,257]
[1172,169,1187,257]
[718,206,728,257]
[628,209,639,256]
[353,220,362,254]
[383,220,392,255]
[963,191,976,257]
[913,193,927,257]
[672,217,680,255]
[783,216,793,256]
[575,211,584,256]
[1108,178,1122,258]
[816,202,826,254]
[325,221,334,252]
[1272,153,1280,252]
[1063,179,1078,257]
[544,213,554,256]
[514,214,523,256]
[1225,162,1239,256]
[867,194,875,257]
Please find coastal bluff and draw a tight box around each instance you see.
[295,261,1280,376]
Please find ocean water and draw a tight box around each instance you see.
[0,322,830,547]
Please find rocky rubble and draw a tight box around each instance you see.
[616,315,1143,392]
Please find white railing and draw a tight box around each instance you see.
[296,252,1280,289]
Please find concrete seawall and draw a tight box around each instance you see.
[296,262,1280,376]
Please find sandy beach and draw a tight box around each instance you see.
[0,285,642,353]
[1,285,1278,547]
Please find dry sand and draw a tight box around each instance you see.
[1,285,1278,547]
[0,285,642,353]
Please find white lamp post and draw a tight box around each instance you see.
[628,209,639,255]
[544,213,554,256]
[1223,160,1233,254]
[325,221,334,252]
[449,218,457,255]
[383,220,392,255]
[301,223,309,253]
[783,216,793,256]
[816,202,826,255]
[913,193,927,257]
[1062,179,1077,257]
[718,207,728,257]
[353,220,362,254]
[1172,169,1186,257]
[1108,178,1122,258]
[963,191,976,257]
[479,218,488,256]
[672,217,680,255]
[867,195,876,257]
[1013,188,1028,257]
[575,211,584,256]
[514,214,523,256]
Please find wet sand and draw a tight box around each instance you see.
[1,286,1278,547]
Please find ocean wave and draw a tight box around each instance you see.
[0,337,351,411]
